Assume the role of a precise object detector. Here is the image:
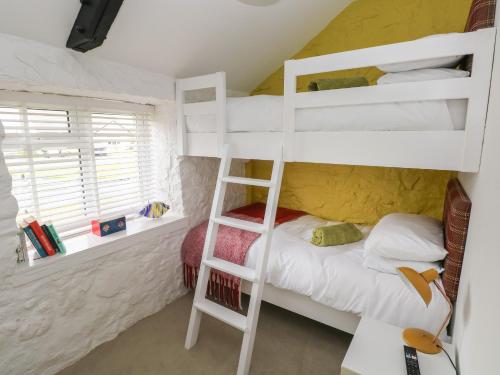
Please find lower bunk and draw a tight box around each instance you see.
[181,178,470,338]
[241,279,360,335]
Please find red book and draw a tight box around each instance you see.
[27,217,56,256]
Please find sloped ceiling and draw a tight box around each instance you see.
[0,0,352,92]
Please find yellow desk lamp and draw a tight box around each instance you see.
[397,267,453,354]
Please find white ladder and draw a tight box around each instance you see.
[185,144,284,375]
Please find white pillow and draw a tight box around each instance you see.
[377,34,464,73]
[377,68,470,85]
[364,213,448,262]
[363,253,444,275]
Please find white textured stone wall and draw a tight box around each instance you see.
[0,227,187,375]
[0,124,19,277]
[0,105,245,375]
[0,33,174,104]
[0,34,246,375]
[0,118,191,375]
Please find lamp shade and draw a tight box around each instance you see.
[397,267,440,306]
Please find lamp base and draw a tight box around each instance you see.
[403,328,442,354]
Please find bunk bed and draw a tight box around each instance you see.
[178,26,495,327]
[180,3,495,373]
[182,179,471,336]
[177,28,495,172]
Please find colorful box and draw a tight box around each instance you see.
[91,217,127,237]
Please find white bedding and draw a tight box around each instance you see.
[186,95,467,133]
[244,215,450,334]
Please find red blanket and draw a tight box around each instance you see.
[181,203,306,309]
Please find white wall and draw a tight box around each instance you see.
[453,26,500,375]
[0,36,246,375]
[0,33,174,103]
[0,0,353,92]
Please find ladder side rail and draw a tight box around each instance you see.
[237,151,285,375]
[255,149,284,272]
[185,144,232,349]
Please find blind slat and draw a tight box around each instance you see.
[4,150,152,160]
[7,156,153,169]
[11,170,155,187]
[14,178,155,197]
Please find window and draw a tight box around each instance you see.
[1,94,156,237]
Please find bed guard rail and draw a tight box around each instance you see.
[284,28,496,171]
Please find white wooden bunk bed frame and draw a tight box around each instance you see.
[242,280,360,334]
[179,28,496,338]
[177,28,495,172]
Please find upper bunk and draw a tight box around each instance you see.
[176,28,496,172]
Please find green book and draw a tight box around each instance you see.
[45,221,66,254]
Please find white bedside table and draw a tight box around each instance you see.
[341,318,456,375]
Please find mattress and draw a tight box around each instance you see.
[244,215,450,334]
[185,95,467,133]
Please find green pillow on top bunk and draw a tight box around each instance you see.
[311,223,363,247]
[308,76,369,91]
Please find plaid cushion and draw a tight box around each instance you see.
[465,0,496,32]
[442,179,472,302]
[464,0,497,71]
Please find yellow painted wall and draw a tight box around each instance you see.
[247,161,455,225]
[247,0,471,224]
[252,0,472,95]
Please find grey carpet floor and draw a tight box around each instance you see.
[58,293,352,375]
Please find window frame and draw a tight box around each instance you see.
[0,91,156,238]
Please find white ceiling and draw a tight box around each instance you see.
[0,0,351,92]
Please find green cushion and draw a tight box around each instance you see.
[311,223,363,247]
[308,76,369,91]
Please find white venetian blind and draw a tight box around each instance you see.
[0,93,156,236]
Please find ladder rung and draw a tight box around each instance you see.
[204,258,258,282]
[222,176,273,188]
[212,216,265,233]
[194,299,248,332]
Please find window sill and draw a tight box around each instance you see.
[11,214,189,287]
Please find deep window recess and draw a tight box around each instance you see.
[1,99,155,237]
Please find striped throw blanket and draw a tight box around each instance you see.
[181,203,306,310]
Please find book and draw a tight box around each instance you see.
[41,224,58,252]
[45,221,66,255]
[21,222,47,257]
[26,216,56,256]
[91,216,126,237]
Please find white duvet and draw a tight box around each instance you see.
[186,95,467,133]
[245,215,450,334]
